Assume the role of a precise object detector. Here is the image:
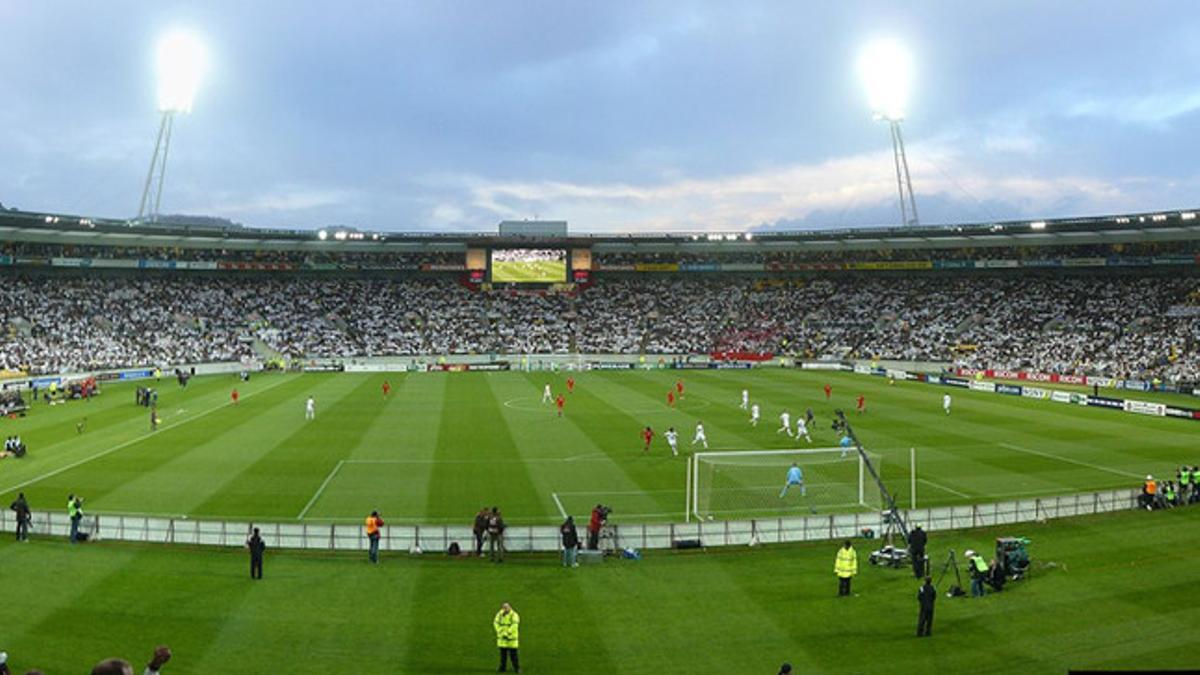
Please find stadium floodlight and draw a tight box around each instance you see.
[1030,221,1047,230]
[137,30,208,222]
[318,230,329,240]
[858,39,919,228]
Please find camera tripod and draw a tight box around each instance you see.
[935,549,966,596]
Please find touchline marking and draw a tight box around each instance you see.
[0,375,298,497]
[297,459,346,520]
[998,442,1142,479]
[551,492,568,519]
[917,478,971,499]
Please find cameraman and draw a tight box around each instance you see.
[587,504,604,550]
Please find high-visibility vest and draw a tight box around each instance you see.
[1145,480,1157,495]
[365,516,380,536]
[835,547,858,578]
[1180,470,1192,486]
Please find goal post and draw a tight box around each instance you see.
[687,448,882,522]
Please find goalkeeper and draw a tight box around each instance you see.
[779,463,806,498]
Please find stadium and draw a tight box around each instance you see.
[3,5,1200,675]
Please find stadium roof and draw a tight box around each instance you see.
[1,207,1199,253]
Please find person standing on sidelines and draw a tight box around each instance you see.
[493,602,521,673]
[365,510,384,564]
[473,507,490,557]
[67,494,83,544]
[10,492,31,541]
[246,527,266,580]
[908,525,928,579]
[487,507,506,563]
[559,516,580,567]
[835,540,858,596]
[917,576,937,637]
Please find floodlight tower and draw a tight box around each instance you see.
[137,31,207,222]
[859,40,919,228]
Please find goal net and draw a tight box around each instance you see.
[686,448,881,522]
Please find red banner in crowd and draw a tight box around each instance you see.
[711,351,775,362]
[955,367,1089,385]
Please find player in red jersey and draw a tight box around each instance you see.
[667,390,675,407]
[555,394,565,417]
[856,394,866,414]
[641,425,654,452]
[382,380,391,397]
[675,380,684,399]
[567,376,575,393]
[824,383,832,400]
[231,389,239,405]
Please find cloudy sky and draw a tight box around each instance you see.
[2,1,1199,232]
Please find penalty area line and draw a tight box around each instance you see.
[0,374,297,498]
[917,477,971,499]
[297,460,346,520]
[551,492,568,519]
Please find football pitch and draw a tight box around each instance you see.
[490,259,567,283]
[0,368,1194,525]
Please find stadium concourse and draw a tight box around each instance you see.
[0,274,1197,382]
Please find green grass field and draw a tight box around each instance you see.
[1,369,1194,525]
[2,369,1199,673]
[1,508,1196,673]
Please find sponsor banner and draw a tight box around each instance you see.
[1022,387,1049,399]
[1152,255,1196,266]
[854,364,872,375]
[886,369,910,381]
[719,263,765,272]
[1020,259,1062,268]
[800,361,847,371]
[344,363,410,373]
[992,369,1021,380]
[304,262,339,271]
[594,264,636,272]
[1086,396,1123,410]
[679,263,720,272]
[1106,256,1152,267]
[1120,379,1150,391]
[713,362,754,369]
[969,380,997,393]
[942,377,970,389]
[589,362,635,370]
[1089,377,1116,388]
[933,259,975,269]
[870,367,887,377]
[978,259,1019,268]
[765,261,846,271]
[634,262,680,272]
[2,378,31,390]
[218,261,298,271]
[1124,400,1166,416]
[438,364,469,372]
[924,374,940,384]
[1164,407,1196,419]
[420,264,465,271]
[1050,391,1074,403]
[1024,372,1053,382]
[1062,257,1106,267]
[955,367,985,377]
[303,364,345,372]
[710,351,773,362]
[1056,374,1087,385]
[138,259,176,269]
[846,261,933,270]
[672,362,711,370]
[118,369,154,381]
[51,257,93,268]
[471,363,511,371]
[996,383,1022,395]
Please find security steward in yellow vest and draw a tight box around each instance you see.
[494,602,521,673]
[835,540,858,596]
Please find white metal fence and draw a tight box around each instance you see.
[0,488,1139,553]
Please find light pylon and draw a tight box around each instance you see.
[883,116,919,228]
[137,110,178,222]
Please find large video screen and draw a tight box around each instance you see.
[490,248,567,283]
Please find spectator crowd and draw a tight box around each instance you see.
[0,273,1196,382]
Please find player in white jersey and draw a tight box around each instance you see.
[741,389,749,410]
[777,410,793,437]
[795,416,812,443]
[943,393,952,415]
[543,384,553,404]
[305,396,315,420]
[750,403,760,426]
[664,427,679,456]
[692,421,709,449]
